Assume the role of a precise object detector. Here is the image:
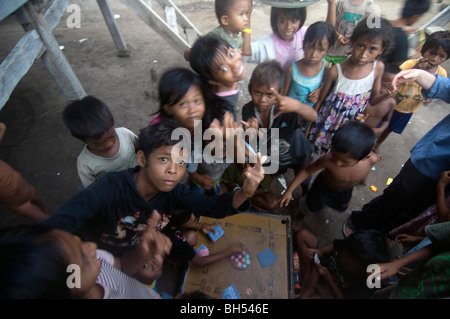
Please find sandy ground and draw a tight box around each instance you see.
[0,0,449,295]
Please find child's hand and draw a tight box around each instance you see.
[355,113,369,123]
[241,152,267,198]
[138,214,173,262]
[416,57,429,70]
[230,241,247,255]
[338,34,350,45]
[422,98,431,106]
[271,90,299,118]
[241,117,259,131]
[199,222,216,235]
[279,190,293,207]
[395,233,424,243]
[195,174,217,190]
[308,88,320,104]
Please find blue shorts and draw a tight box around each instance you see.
[389,110,413,134]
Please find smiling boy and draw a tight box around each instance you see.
[42,119,265,256]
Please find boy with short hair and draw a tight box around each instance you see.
[374,31,449,159]
[42,119,265,256]
[184,0,252,60]
[279,120,379,213]
[63,95,139,188]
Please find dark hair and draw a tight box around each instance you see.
[215,0,236,23]
[156,67,204,117]
[350,16,394,53]
[248,60,284,94]
[384,62,401,75]
[303,21,336,51]
[420,30,450,59]
[139,119,184,159]
[345,230,391,266]
[331,120,376,161]
[401,0,431,18]
[0,224,70,299]
[189,35,231,85]
[62,96,114,141]
[270,7,306,39]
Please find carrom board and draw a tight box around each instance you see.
[181,212,294,299]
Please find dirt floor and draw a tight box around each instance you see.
[0,0,449,297]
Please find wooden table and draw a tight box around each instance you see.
[181,212,294,299]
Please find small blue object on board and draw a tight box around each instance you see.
[223,284,241,299]
[208,224,224,242]
[257,248,277,268]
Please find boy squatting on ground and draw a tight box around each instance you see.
[41,119,266,257]
[63,96,139,188]
[279,120,379,213]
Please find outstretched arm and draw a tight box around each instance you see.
[376,244,439,280]
[279,156,327,207]
[325,0,336,26]
[392,69,437,91]
[272,90,318,122]
[191,241,246,267]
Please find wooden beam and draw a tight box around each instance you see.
[0,0,84,109]
[96,0,129,56]
[409,5,450,46]
[24,2,86,101]
[119,0,191,55]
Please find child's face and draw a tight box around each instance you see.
[351,35,384,65]
[53,230,101,297]
[164,85,205,132]
[222,0,250,33]
[250,83,279,112]
[277,11,301,42]
[304,36,331,64]
[330,150,359,167]
[136,254,164,284]
[211,47,247,87]
[85,125,119,157]
[421,46,448,71]
[138,145,187,193]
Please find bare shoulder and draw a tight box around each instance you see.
[375,60,385,76]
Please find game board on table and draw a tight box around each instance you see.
[181,212,294,299]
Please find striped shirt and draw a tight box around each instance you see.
[96,250,162,299]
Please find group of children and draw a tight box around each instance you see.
[0,0,449,299]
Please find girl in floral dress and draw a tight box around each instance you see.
[308,16,394,153]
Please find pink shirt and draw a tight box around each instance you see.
[272,26,308,71]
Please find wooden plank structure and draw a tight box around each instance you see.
[409,5,450,50]
[100,0,202,56]
[0,0,86,110]
[181,212,294,299]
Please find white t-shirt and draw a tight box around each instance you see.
[96,249,161,299]
[77,127,138,188]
